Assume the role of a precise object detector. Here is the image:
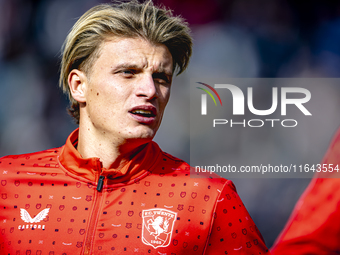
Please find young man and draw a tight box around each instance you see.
[0,1,270,254]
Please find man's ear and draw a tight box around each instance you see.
[68,69,88,103]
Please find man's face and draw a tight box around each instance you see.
[81,37,173,145]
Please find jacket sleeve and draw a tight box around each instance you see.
[270,177,340,255]
[271,129,340,255]
[204,180,270,254]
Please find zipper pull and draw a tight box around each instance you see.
[97,175,105,192]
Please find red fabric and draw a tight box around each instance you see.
[271,128,340,255]
[0,129,269,254]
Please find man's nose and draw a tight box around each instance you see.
[136,75,158,99]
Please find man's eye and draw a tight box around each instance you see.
[121,70,135,75]
[153,73,171,84]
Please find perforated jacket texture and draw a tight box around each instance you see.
[0,129,269,254]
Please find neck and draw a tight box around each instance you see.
[77,124,148,170]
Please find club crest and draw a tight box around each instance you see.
[142,208,177,249]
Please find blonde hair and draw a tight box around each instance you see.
[59,0,192,123]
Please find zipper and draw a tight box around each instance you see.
[97,175,105,192]
[83,159,105,255]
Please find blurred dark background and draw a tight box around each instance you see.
[2,0,340,248]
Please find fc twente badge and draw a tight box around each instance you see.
[142,208,177,249]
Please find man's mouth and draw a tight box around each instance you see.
[128,106,157,124]
[130,109,156,118]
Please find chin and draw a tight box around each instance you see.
[125,130,155,142]
[121,124,159,143]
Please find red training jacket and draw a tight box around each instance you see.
[0,129,269,254]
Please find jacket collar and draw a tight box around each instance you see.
[58,129,161,184]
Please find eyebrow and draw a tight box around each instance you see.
[113,63,140,70]
[113,63,173,76]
